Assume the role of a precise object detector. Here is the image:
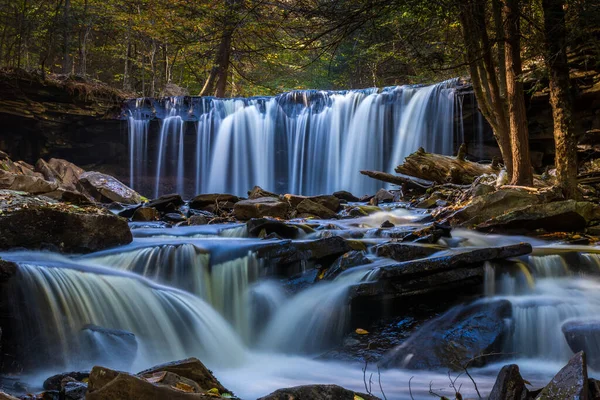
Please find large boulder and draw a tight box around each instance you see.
[535,351,588,400]
[189,193,239,211]
[477,200,600,233]
[246,218,302,239]
[48,158,85,192]
[322,251,371,280]
[374,243,440,262]
[350,244,531,308]
[87,366,220,400]
[146,194,184,213]
[378,300,512,370]
[257,384,379,400]
[233,197,290,220]
[137,357,229,394]
[488,364,528,400]
[0,169,58,193]
[79,325,138,370]
[0,190,132,253]
[248,186,279,199]
[283,194,340,212]
[562,320,600,370]
[333,190,359,202]
[296,198,337,219]
[79,171,142,204]
[450,189,541,227]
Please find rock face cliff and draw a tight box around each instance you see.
[0,70,128,175]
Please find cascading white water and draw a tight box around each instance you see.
[8,258,247,372]
[84,243,263,341]
[485,252,600,362]
[126,79,461,197]
[260,264,380,354]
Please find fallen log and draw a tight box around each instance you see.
[394,147,498,184]
[359,170,433,190]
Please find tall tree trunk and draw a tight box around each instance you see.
[459,0,513,178]
[503,0,533,185]
[542,0,578,199]
[199,29,233,97]
[123,34,132,91]
[62,0,71,74]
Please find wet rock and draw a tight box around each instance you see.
[488,364,528,400]
[283,269,319,294]
[189,193,239,210]
[137,357,229,393]
[380,220,394,228]
[562,320,600,370]
[257,384,379,400]
[63,381,87,400]
[79,171,141,204]
[146,194,185,213]
[0,391,18,400]
[42,188,93,204]
[247,218,301,239]
[472,182,496,197]
[333,190,359,202]
[322,251,371,280]
[535,351,588,400]
[163,213,186,223]
[111,202,141,218]
[44,372,90,391]
[374,188,395,203]
[79,325,138,370]
[477,200,600,233]
[296,198,337,219]
[378,300,512,370]
[87,366,219,400]
[233,197,290,220]
[132,207,159,222]
[378,243,531,280]
[283,194,340,211]
[248,186,278,199]
[0,190,132,253]
[374,243,440,262]
[451,189,541,227]
[0,259,17,282]
[188,215,209,225]
[400,222,451,244]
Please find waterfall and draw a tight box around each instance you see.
[259,265,380,354]
[484,252,600,362]
[5,256,247,372]
[126,79,462,197]
[84,243,263,341]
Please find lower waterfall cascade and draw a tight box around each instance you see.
[126,79,468,198]
[2,211,600,399]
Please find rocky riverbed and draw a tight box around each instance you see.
[1,151,600,399]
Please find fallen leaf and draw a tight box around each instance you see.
[355,328,369,335]
[172,382,195,393]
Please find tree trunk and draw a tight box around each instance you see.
[542,0,579,199]
[459,0,513,178]
[62,0,71,74]
[199,29,233,97]
[503,0,533,185]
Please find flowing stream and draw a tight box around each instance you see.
[1,209,599,399]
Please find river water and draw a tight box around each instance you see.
[1,206,598,399]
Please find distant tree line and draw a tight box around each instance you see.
[0,0,598,195]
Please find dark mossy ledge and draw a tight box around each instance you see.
[0,69,130,174]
